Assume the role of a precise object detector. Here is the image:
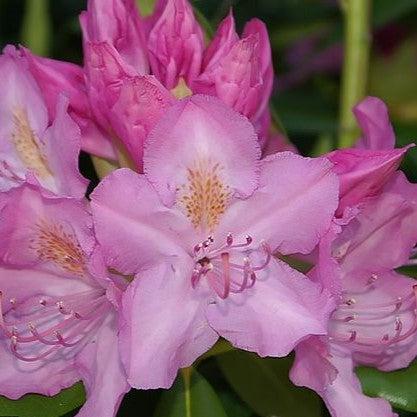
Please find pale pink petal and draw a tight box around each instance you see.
[144,95,261,205]
[309,221,343,297]
[71,114,117,160]
[43,96,88,198]
[119,261,218,389]
[147,0,204,88]
[0,341,79,399]
[0,268,92,399]
[0,185,94,273]
[336,173,417,274]
[75,314,129,417]
[219,152,339,254]
[0,48,48,191]
[290,336,338,394]
[291,342,397,417]
[327,146,411,215]
[335,269,417,372]
[354,97,395,150]
[91,168,191,275]
[206,258,335,357]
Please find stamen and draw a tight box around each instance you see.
[0,289,109,363]
[330,284,417,352]
[191,234,271,299]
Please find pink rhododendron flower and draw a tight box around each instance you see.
[290,173,417,417]
[0,184,129,417]
[77,0,278,168]
[327,97,412,215]
[0,48,87,198]
[91,95,339,389]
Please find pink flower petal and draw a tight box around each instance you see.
[354,96,396,150]
[119,261,218,389]
[219,152,339,255]
[91,168,191,275]
[206,258,335,357]
[144,95,261,206]
[75,314,129,417]
[336,172,417,274]
[291,341,397,417]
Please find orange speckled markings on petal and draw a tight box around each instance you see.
[179,159,231,232]
[30,221,86,275]
[12,108,52,178]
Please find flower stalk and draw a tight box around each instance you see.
[338,0,372,148]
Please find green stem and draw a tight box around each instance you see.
[338,0,372,148]
[181,367,192,417]
[21,0,51,56]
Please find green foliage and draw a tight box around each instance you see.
[217,350,322,417]
[154,369,228,417]
[357,361,417,412]
[20,0,51,56]
[0,383,85,417]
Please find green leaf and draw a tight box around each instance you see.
[20,0,51,56]
[373,0,417,27]
[154,369,228,417]
[357,361,417,412]
[218,351,322,417]
[0,383,85,417]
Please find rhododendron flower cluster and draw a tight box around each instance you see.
[0,1,417,417]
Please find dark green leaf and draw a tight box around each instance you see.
[154,369,228,417]
[0,383,85,417]
[357,361,417,412]
[218,350,322,417]
[373,0,417,27]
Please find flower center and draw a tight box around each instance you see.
[179,159,231,232]
[329,273,417,365]
[191,233,271,299]
[0,288,110,362]
[170,77,192,99]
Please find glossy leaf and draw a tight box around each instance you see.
[0,383,85,417]
[357,361,417,412]
[154,369,228,417]
[218,351,322,417]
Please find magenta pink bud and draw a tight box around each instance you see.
[147,0,205,89]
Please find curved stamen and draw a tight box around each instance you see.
[0,289,109,363]
[330,285,417,350]
[191,234,271,299]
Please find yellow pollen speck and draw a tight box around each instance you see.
[31,221,86,276]
[12,108,52,178]
[170,77,193,99]
[179,160,230,232]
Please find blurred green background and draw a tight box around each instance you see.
[1,1,417,416]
